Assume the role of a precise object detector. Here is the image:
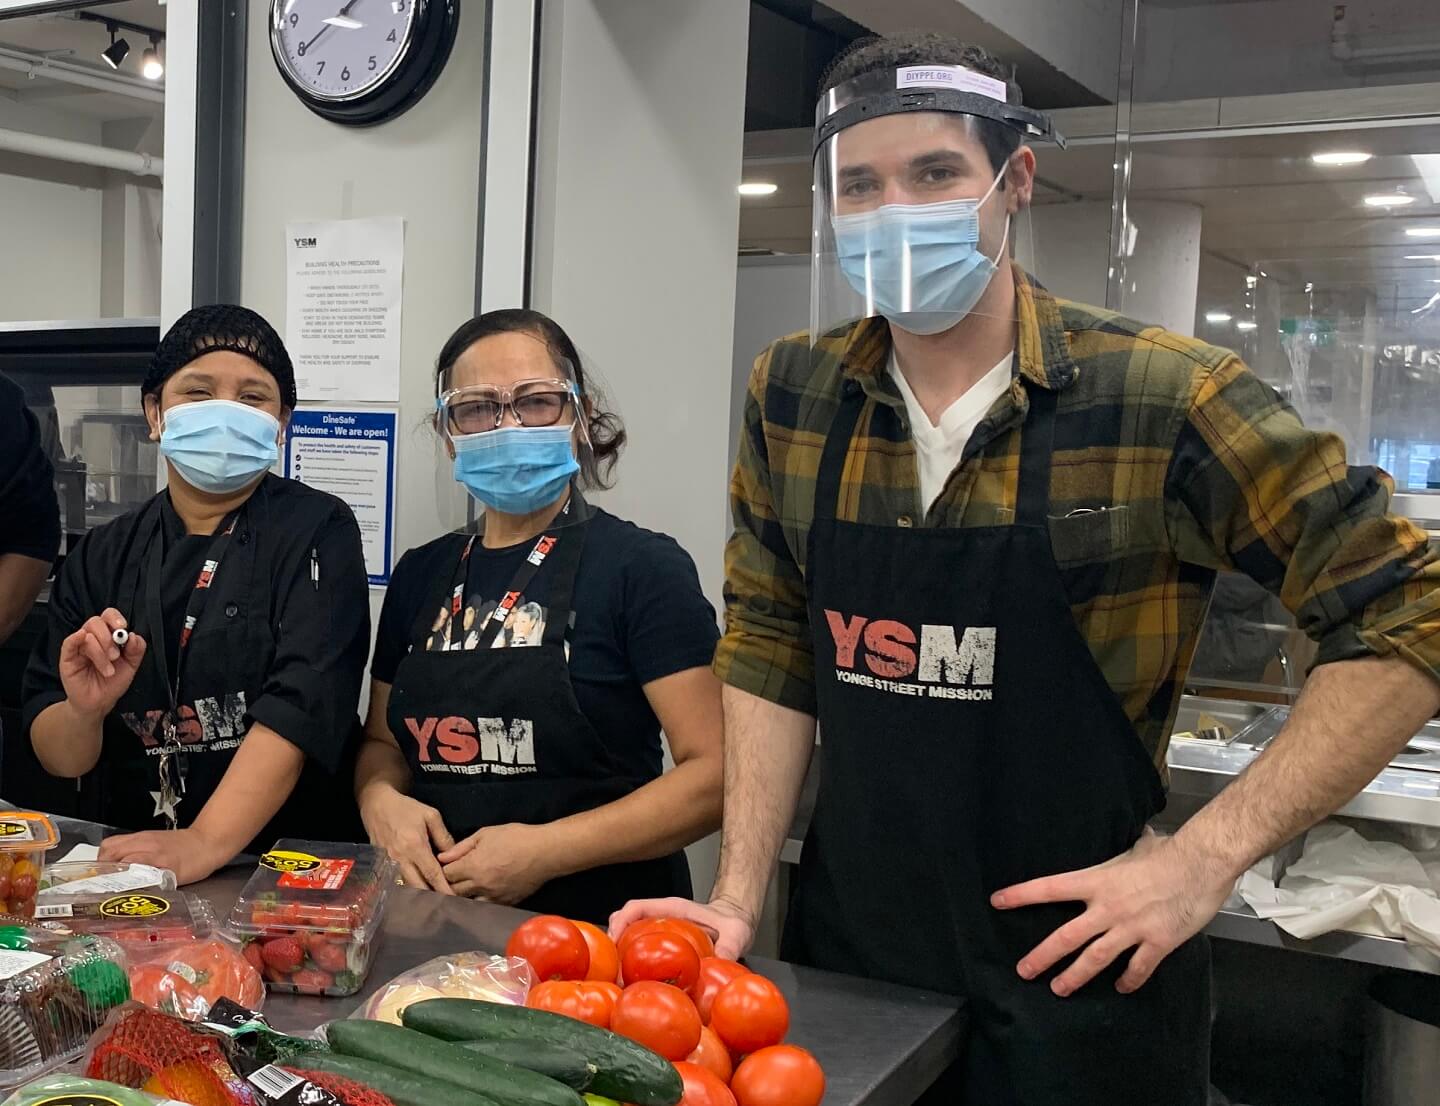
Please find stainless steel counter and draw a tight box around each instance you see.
[37,816,964,1106]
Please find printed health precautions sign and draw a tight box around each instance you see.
[284,407,397,586]
[286,216,404,402]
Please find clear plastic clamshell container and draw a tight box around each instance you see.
[0,812,60,922]
[0,923,131,1091]
[225,840,397,997]
[30,891,214,946]
[39,862,177,898]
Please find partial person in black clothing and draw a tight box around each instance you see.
[357,308,723,923]
[0,372,61,647]
[23,306,369,884]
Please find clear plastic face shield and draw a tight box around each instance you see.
[811,65,1065,345]
[432,332,594,533]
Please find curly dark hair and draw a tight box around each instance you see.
[820,31,1024,175]
[434,308,626,489]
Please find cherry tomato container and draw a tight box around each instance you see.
[0,923,131,1091]
[223,840,397,997]
[0,811,59,922]
[30,890,215,945]
[38,861,177,898]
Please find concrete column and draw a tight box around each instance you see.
[1023,199,1203,336]
[530,0,751,897]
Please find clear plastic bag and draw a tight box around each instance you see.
[352,951,533,1025]
[1,1073,175,1106]
[125,938,265,1022]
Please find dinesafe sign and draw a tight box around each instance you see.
[825,609,995,702]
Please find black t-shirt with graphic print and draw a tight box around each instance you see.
[372,508,719,784]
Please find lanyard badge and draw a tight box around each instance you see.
[143,508,241,830]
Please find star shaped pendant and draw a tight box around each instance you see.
[150,789,181,825]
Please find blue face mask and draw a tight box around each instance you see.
[451,424,580,515]
[159,399,281,495]
[831,167,1009,335]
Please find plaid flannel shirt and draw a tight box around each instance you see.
[715,265,1440,769]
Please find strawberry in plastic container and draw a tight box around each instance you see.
[225,841,397,997]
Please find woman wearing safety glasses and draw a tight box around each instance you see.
[355,309,724,920]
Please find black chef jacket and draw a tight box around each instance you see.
[21,474,369,849]
[0,372,61,569]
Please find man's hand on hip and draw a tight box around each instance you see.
[991,828,1234,996]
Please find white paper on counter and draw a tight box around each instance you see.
[1237,821,1440,955]
[285,216,404,402]
[57,843,99,863]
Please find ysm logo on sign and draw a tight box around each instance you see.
[293,237,318,248]
[826,609,996,702]
[404,716,538,776]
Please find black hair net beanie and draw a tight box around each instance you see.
[144,304,298,409]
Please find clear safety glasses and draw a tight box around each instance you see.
[437,377,578,437]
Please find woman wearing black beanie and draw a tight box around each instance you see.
[22,304,370,884]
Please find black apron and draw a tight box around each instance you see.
[783,382,1211,1105]
[386,505,690,924]
[102,491,360,849]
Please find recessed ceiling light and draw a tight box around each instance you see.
[1365,193,1416,208]
[738,182,778,197]
[1406,227,1440,238]
[1235,320,1258,332]
[1406,254,1440,261]
[1205,311,1232,324]
[1311,151,1372,167]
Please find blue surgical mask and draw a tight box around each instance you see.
[159,399,281,495]
[831,166,1009,335]
[451,424,579,515]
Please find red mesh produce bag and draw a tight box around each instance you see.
[85,1005,255,1106]
[284,1067,398,1106]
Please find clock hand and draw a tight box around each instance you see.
[300,0,362,54]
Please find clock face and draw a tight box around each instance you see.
[272,0,420,102]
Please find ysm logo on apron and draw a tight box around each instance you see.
[786,381,1211,1105]
[386,502,690,923]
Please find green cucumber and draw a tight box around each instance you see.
[286,1051,501,1106]
[403,999,683,1106]
[327,1019,584,1106]
[460,1039,596,1091]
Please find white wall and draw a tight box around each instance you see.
[237,3,488,608]
[531,0,751,896]
[0,171,102,322]
[531,0,750,610]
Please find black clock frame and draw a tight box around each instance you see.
[270,0,461,127]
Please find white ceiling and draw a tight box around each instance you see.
[0,1,164,122]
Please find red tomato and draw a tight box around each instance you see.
[621,931,702,991]
[573,920,621,983]
[710,975,790,1055]
[506,915,591,981]
[674,1061,737,1106]
[617,917,714,966]
[687,1025,734,1083]
[526,980,612,1028]
[664,918,717,961]
[584,980,623,1009]
[731,1045,825,1106]
[610,981,702,1061]
[692,958,751,1022]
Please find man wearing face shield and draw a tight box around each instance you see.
[22,305,370,885]
[615,32,1440,1104]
